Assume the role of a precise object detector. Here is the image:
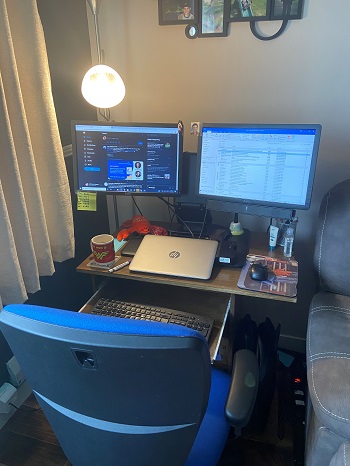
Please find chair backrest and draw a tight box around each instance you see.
[0,304,211,466]
[313,179,350,296]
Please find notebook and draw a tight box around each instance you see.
[129,235,218,280]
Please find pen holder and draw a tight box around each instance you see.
[276,219,298,247]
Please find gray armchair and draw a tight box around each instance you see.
[306,179,350,466]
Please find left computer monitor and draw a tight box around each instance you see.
[72,121,183,196]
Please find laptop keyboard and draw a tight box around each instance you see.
[91,298,214,341]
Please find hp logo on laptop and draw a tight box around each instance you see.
[169,250,180,259]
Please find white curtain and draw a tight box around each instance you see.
[0,0,74,306]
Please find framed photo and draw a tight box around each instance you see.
[199,0,230,37]
[158,0,199,25]
[229,0,271,22]
[270,0,303,20]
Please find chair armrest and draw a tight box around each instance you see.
[225,349,259,432]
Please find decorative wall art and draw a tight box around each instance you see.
[158,0,199,25]
[158,0,305,40]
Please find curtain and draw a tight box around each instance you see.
[0,0,74,306]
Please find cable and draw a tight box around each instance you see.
[157,197,194,238]
[98,108,110,121]
[131,196,144,216]
[198,203,209,239]
[168,209,178,236]
[163,196,177,235]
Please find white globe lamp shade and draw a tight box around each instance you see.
[81,64,126,108]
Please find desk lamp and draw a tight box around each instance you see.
[81,0,125,110]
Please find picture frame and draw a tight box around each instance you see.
[229,0,271,22]
[158,0,199,25]
[269,0,303,20]
[198,0,230,38]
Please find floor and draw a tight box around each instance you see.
[0,359,304,466]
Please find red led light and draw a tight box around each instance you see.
[294,377,301,384]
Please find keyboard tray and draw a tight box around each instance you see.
[90,297,214,341]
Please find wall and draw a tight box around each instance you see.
[90,0,350,351]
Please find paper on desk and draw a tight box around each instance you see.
[114,238,126,252]
[238,254,298,298]
[87,255,121,269]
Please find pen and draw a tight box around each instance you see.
[108,260,131,273]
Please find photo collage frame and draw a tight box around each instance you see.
[158,0,304,39]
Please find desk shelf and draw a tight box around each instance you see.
[77,250,297,303]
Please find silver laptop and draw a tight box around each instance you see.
[129,235,218,280]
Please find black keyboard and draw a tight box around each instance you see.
[91,298,214,341]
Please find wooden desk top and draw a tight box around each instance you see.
[77,232,297,303]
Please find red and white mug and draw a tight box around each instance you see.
[90,234,115,264]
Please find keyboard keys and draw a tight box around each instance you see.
[91,298,213,341]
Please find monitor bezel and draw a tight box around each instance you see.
[196,123,322,213]
[71,120,183,197]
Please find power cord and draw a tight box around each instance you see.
[157,197,195,238]
[131,196,144,217]
[98,108,110,121]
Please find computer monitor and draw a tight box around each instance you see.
[197,123,322,218]
[72,121,183,196]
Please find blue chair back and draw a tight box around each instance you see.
[0,304,211,466]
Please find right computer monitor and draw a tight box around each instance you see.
[197,123,322,218]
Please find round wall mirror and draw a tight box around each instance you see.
[185,24,199,39]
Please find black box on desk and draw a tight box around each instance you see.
[216,230,249,268]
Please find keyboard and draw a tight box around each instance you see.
[91,298,214,341]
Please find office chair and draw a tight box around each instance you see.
[0,304,258,466]
[306,179,350,466]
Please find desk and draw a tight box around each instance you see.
[77,232,296,363]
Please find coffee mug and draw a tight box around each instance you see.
[90,234,115,264]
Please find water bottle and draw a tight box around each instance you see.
[283,227,294,258]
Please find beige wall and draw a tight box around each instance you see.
[89,0,350,351]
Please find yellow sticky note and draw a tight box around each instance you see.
[77,192,97,211]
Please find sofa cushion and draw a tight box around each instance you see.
[329,442,350,466]
[307,291,350,439]
[313,179,350,296]
[306,399,347,466]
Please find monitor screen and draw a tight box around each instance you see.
[197,123,321,216]
[72,121,183,195]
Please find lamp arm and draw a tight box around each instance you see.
[86,0,103,64]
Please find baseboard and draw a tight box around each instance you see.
[0,381,32,430]
[279,333,306,354]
